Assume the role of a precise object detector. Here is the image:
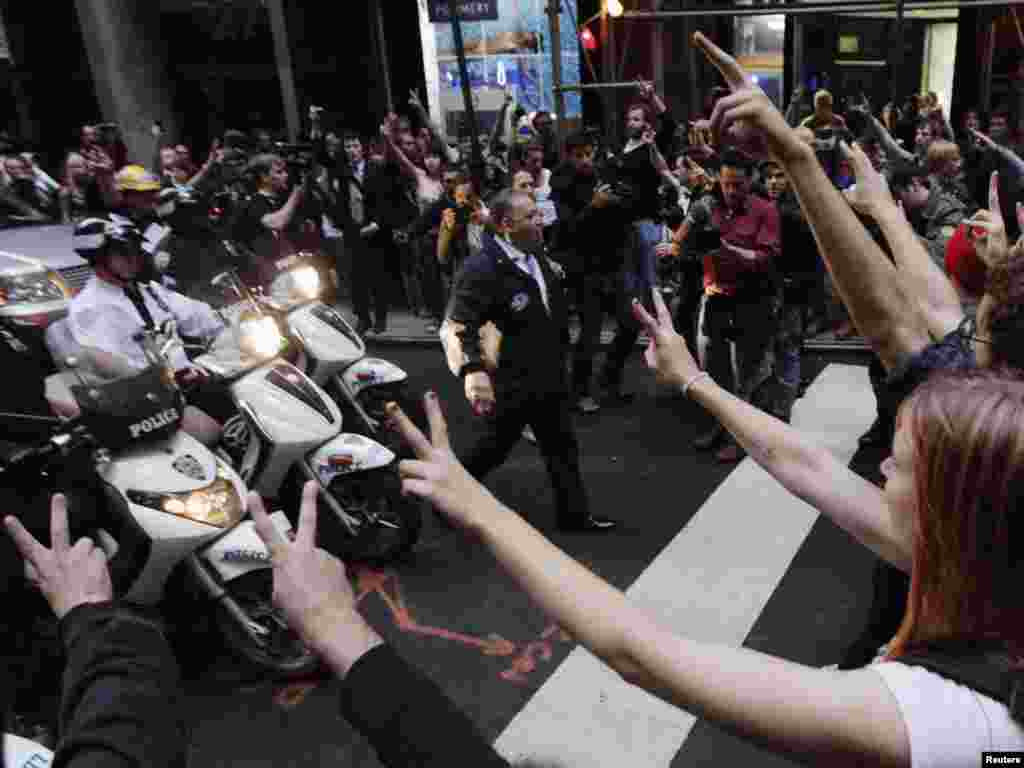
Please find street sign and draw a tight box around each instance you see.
[428,0,499,23]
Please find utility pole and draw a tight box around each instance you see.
[373,0,394,113]
[448,0,485,194]
[266,0,300,142]
[547,0,566,163]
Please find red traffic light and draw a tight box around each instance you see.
[580,27,597,50]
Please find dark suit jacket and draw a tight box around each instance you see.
[445,233,570,395]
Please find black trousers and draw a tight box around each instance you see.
[571,273,614,398]
[459,387,590,527]
[351,238,390,329]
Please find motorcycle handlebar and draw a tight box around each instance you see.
[0,423,90,472]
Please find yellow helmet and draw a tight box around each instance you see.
[114,164,161,192]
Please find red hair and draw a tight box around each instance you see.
[888,369,1024,659]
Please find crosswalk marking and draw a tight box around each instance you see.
[495,364,874,766]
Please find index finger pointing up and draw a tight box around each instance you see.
[387,400,435,458]
[50,493,70,555]
[248,492,289,561]
[651,286,672,326]
[4,515,47,570]
[294,481,319,551]
[989,171,1001,217]
[693,32,749,91]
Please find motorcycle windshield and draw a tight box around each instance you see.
[71,364,185,453]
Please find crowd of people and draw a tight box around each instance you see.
[3,25,1024,768]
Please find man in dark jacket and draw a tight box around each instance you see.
[550,130,629,414]
[327,133,392,335]
[444,189,616,532]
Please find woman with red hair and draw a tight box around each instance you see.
[388,300,1024,763]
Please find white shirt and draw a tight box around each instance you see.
[495,236,548,313]
[533,168,557,228]
[68,277,225,373]
[871,661,1024,766]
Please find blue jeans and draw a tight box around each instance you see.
[620,218,661,299]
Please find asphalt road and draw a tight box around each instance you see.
[172,343,883,767]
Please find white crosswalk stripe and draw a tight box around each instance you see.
[495,364,875,766]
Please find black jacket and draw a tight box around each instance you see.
[29,601,508,768]
[52,602,187,768]
[549,164,628,277]
[339,645,509,768]
[446,233,570,394]
[329,160,388,246]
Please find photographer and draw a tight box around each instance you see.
[550,130,630,414]
[232,154,307,287]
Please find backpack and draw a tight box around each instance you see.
[895,640,1024,723]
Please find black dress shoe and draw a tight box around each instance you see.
[693,423,724,450]
[858,417,895,448]
[559,515,618,532]
[598,368,634,404]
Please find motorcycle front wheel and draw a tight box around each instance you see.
[213,570,321,680]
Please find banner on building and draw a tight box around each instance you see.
[426,0,581,135]
[428,0,499,23]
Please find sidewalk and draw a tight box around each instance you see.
[334,298,869,353]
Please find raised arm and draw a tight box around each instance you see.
[409,89,459,165]
[860,110,916,167]
[186,140,222,190]
[973,129,1024,181]
[390,393,909,768]
[843,141,965,339]
[695,32,931,373]
[380,119,425,184]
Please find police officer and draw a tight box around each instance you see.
[68,215,228,445]
[444,189,616,532]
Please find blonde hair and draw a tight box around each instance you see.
[926,140,960,174]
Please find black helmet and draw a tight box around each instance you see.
[72,214,144,264]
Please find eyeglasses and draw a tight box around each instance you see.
[956,315,993,345]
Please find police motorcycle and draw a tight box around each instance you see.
[188,264,422,562]
[3,322,320,680]
[216,242,417,453]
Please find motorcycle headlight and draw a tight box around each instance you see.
[237,313,284,359]
[269,265,320,304]
[0,271,68,305]
[126,464,245,529]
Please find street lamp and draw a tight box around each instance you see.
[606,0,624,18]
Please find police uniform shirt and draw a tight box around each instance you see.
[68,277,224,373]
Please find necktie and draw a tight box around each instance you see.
[124,283,155,329]
[522,255,548,313]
